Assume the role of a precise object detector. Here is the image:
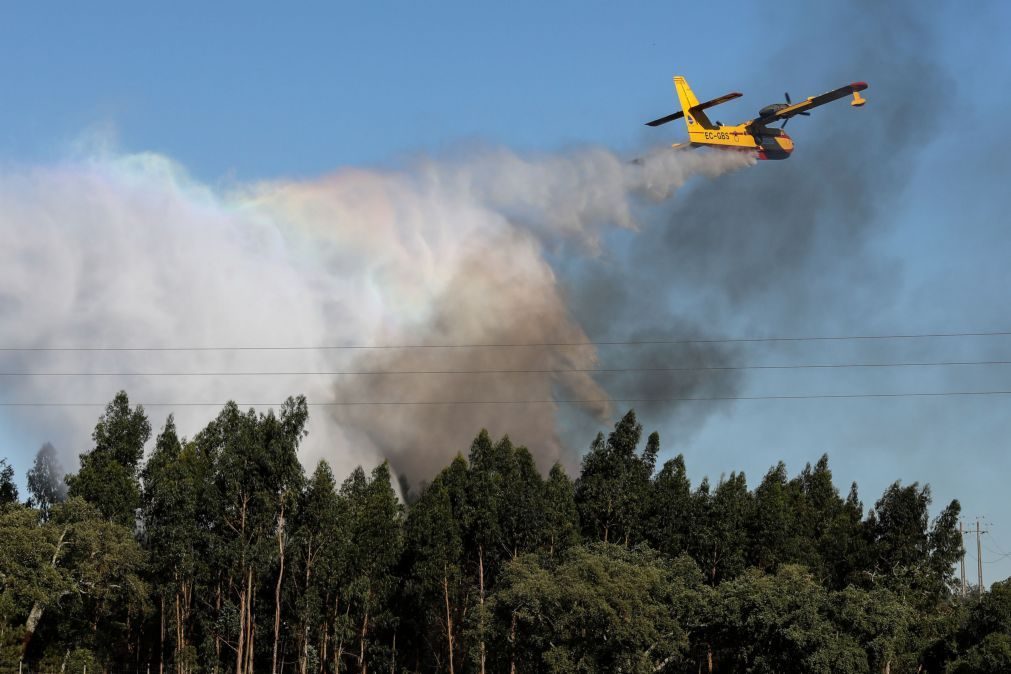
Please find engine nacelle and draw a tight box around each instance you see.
[758,103,787,118]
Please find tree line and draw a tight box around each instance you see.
[1,391,1009,673]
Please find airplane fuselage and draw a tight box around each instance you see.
[648,76,866,161]
[684,120,794,160]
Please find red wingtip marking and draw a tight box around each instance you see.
[851,81,868,90]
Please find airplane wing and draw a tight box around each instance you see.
[645,91,743,126]
[692,91,743,111]
[645,110,684,127]
[751,82,868,127]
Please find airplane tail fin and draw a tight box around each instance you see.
[674,76,715,129]
[645,77,743,131]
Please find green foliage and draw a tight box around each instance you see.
[491,543,699,673]
[684,471,754,585]
[575,411,656,545]
[66,391,151,527]
[339,461,403,670]
[291,459,342,671]
[11,497,148,664]
[710,565,868,673]
[0,459,17,506]
[92,390,152,468]
[5,402,1005,673]
[948,579,1011,672]
[544,462,580,556]
[26,442,67,517]
[0,505,64,628]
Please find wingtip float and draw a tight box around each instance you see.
[645,76,869,160]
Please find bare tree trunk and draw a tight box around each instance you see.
[246,570,256,674]
[237,495,250,674]
[299,540,315,674]
[334,594,344,674]
[183,580,193,674]
[175,591,183,674]
[358,608,369,674]
[479,545,486,674]
[159,594,165,674]
[318,591,331,674]
[214,582,222,674]
[707,643,713,674]
[443,573,455,674]
[273,502,287,674]
[509,611,517,674]
[236,580,247,674]
[319,626,328,674]
[22,603,45,657]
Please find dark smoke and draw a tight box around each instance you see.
[560,1,949,447]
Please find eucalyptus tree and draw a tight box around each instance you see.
[291,460,342,674]
[0,458,16,506]
[195,396,308,674]
[16,497,147,664]
[691,472,752,584]
[948,579,1011,673]
[26,443,68,518]
[709,565,867,673]
[141,416,204,674]
[338,462,403,674]
[865,482,962,602]
[648,454,693,559]
[66,391,151,528]
[575,411,658,546]
[402,458,467,674]
[543,463,579,557]
[490,543,700,674]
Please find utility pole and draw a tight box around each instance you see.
[960,520,967,597]
[976,519,985,596]
[962,517,990,597]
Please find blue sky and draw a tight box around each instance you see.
[2,1,1011,582]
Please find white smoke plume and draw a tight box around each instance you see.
[0,144,752,481]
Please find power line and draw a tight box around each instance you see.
[2,330,1011,352]
[2,359,1011,377]
[982,544,1011,562]
[3,389,1011,407]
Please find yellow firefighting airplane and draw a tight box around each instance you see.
[646,76,868,160]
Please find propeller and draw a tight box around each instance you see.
[779,91,810,128]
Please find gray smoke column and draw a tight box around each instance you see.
[297,146,755,483]
[0,145,751,482]
[558,0,951,448]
